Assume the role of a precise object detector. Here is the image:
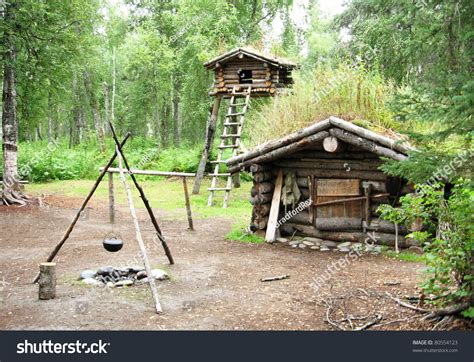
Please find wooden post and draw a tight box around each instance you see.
[108,171,115,223]
[265,169,283,243]
[182,177,194,230]
[193,96,222,194]
[116,147,163,314]
[32,133,131,283]
[38,262,56,300]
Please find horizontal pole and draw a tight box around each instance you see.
[100,167,195,178]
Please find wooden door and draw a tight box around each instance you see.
[314,179,363,230]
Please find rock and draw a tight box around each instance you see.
[310,246,319,250]
[128,266,145,273]
[97,266,114,276]
[82,278,103,287]
[291,244,298,248]
[302,240,314,246]
[320,246,330,252]
[150,269,169,281]
[298,243,307,249]
[80,270,96,280]
[106,282,115,288]
[114,279,133,287]
[303,237,323,245]
[338,247,351,253]
[136,270,147,280]
[338,241,352,248]
[276,237,288,243]
[289,240,300,246]
[322,240,337,248]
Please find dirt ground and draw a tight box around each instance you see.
[0,195,466,330]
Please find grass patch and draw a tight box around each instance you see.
[26,178,253,224]
[246,62,400,147]
[225,223,264,244]
[383,249,425,263]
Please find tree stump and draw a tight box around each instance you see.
[38,262,56,300]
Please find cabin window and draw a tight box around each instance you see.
[238,69,253,84]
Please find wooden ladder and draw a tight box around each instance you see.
[207,86,251,208]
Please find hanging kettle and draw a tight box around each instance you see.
[102,233,124,252]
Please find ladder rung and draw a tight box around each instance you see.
[223,122,241,126]
[208,187,231,191]
[226,112,245,117]
[208,173,231,177]
[210,160,227,164]
[231,102,246,106]
[218,145,238,149]
[221,134,240,138]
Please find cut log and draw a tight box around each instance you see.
[323,136,344,152]
[279,210,312,225]
[284,151,379,160]
[250,193,273,205]
[254,216,269,230]
[251,182,274,195]
[38,262,56,300]
[329,128,407,161]
[328,116,413,154]
[250,164,271,173]
[273,159,382,171]
[315,217,362,230]
[284,168,388,181]
[265,169,283,242]
[253,171,274,183]
[366,219,407,234]
[254,203,271,217]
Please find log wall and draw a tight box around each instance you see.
[212,56,293,95]
[248,141,412,247]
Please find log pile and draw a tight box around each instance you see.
[250,164,275,230]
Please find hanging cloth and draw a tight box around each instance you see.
[281,171,301,212]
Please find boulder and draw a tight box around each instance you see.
[322,240,337,248]
[80,270,96,280]
[82,278,103,287]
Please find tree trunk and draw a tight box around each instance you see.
[160,101,169,148]
[172,74,180,147]
[55,104,60,141]
[83,70,106,153]
[1,2,27,205]
[48,91,53,144]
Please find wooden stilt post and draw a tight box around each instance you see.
[193,96,222,194]
[38,262,56,300]
[108,171,115,223]
[116,148,162,314]
[108,122,174,265]
[182,177,194,230]
[32,133,131,283]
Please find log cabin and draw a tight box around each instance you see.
[226,116,418,248]
[204,47,297,96]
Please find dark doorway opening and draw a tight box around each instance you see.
[238,69,253,84]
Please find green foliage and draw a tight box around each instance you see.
[247,62,397,146]
[383,250,425,263]
[336,0,474,141]
[378,181,473,308]
[225,224,265,244]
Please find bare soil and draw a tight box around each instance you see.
[0,195,465,330]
